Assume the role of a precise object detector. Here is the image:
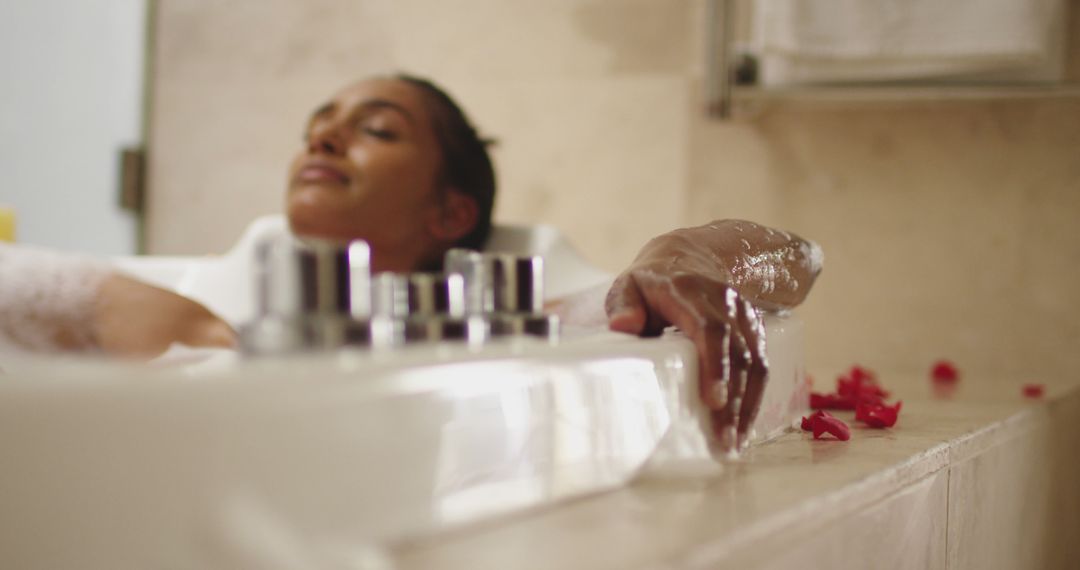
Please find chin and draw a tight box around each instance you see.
[287,206,374,247]
[286,202,337,240]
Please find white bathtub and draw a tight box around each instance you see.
[0,218,807,568]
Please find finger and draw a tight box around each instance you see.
[605,273,648,335]
[714,317,749,452]
[609,274,745,438]
[696,318,731,411]
[629,275,735,410]
[611,271,708,337]
[705,288,745,452]
[736,300,769,450]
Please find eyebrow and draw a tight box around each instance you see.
[359,99,417,125]
[310,101,336,121]
[305,98,417,129]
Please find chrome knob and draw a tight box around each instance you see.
[444,250,544,315]
[242,235,373,354]
[407,272,466,318]
[444,248,492,315]
[488,253,543,314]
[295,239,363,316]
[371,273,409,319]
[443,249,556,340]
[254,234,303,318]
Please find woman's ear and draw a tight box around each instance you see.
[426,189,479,242]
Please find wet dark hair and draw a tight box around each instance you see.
[394,73,496,252]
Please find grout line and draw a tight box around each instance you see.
[944,465,951,569]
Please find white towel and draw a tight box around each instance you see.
[753,0,1067,86]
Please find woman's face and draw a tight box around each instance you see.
[286,78,447,271]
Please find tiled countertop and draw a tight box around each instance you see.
[393,373,1080,569]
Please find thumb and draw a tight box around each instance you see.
[605,274,647,335]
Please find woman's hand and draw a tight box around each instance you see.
[605,260,767,454]
[93,273,236,358]
[604,221,820,453]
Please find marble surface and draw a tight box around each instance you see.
[393,373,1080,569]
[731,470,948,570]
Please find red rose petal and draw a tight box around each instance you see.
[811,365,892,410]
[801,409,828,431]
[848,365,876,383]
[800,410,850,441]
[801,409,825,432]
[855,401,902,428]
[818,414,851,441]
[837,368,889,403]
[1022,384,1044,399]
[931,360,959,384]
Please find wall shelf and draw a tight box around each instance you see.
[732,83,1080,104]
[704,0,1079,118]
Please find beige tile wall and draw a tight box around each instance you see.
[147,0,696,271]
[148,1,1080,381]
[690,96,1080,382]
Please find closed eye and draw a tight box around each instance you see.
[361,126,397,141]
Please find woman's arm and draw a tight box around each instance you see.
[93,272,237,358]
[604,220,822,453]
[615,219,822,313]
[0,243,235,357]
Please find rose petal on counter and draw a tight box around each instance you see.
[811,364,889,410]
[801,410,827,432]
[801,410,851,441]
[848,365,876,384]
[1022,384,1045,399]
[838,366,889,400]
[818,414,851,441]
[855,401,902,428]
[931,360,960,384]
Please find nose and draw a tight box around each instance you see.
[307,121,346,156]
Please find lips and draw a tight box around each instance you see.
[295,163,350,185]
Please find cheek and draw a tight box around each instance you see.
[287,152,303,173]
[284,154,305,190]
[350,147,441,209]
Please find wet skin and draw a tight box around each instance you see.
[606,220,821,453]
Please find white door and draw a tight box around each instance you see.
[0,0,147,255]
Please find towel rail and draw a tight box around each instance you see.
[705,0,1078,119]
[704,0,736,119]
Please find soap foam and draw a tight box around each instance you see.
[0,243,110,353]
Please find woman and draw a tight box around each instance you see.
[1,74,822,451]
[286,74,822,449]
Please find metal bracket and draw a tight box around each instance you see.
[118,146,146,213]
[704,0,736,119]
